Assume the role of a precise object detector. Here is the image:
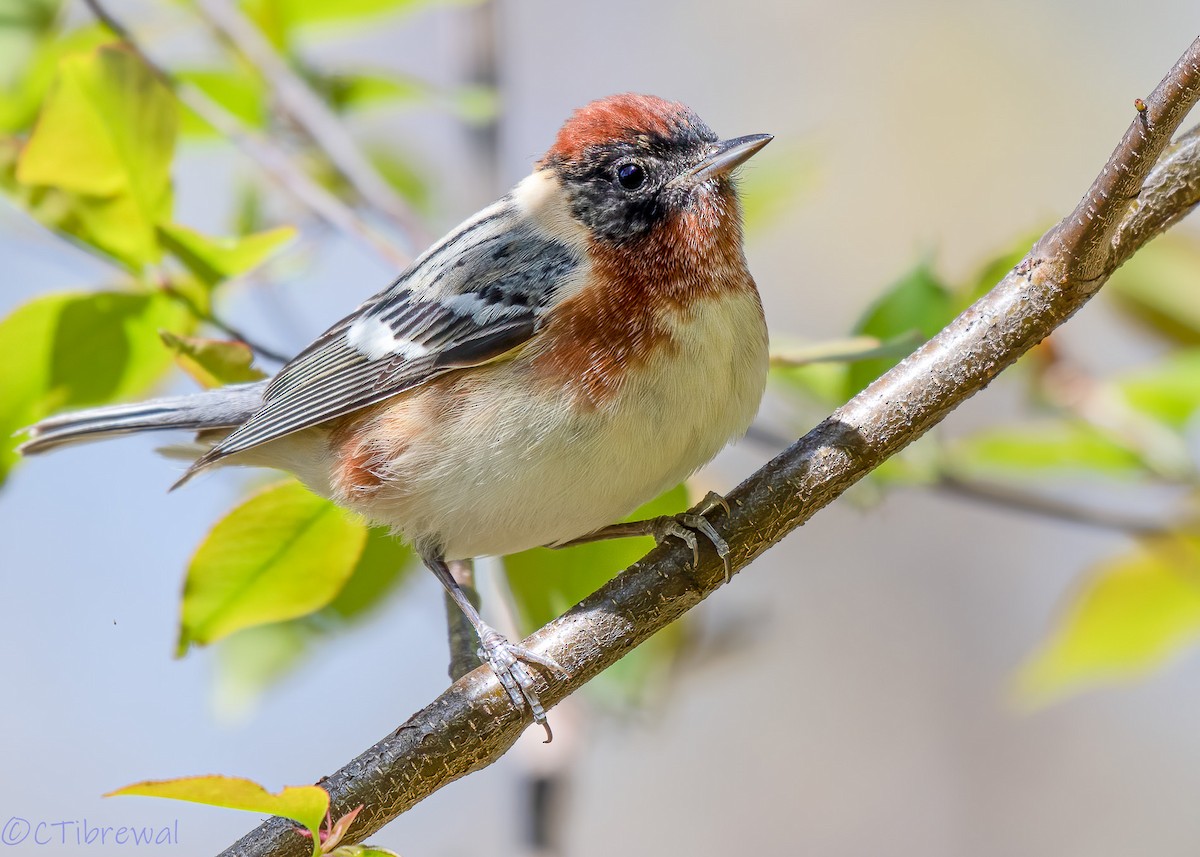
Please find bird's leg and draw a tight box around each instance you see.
[443,558,482,681]
[422,549,568,742]
[555,491,734,583]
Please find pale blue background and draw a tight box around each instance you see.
[3,1,1200,855]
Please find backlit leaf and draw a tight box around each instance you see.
[1017,535,1200,704]
[178,481,367,653]
[1107,236,1200,344]
[16,44,177,267]
[0,290,189,484]
[108,775,327,847]
[158,222,296,288]
[176,67,265,136]
[0,10,112,135]
[243,0,436,48]
[1117,349,1200,430]
[947,423,1145,477]
[160,332,267,389]
[845,263,954,397]
[213,526,413,717]
[327,526,414,619]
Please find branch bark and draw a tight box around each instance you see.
[218,36,1200,857]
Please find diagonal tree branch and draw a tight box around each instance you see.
[219,36,1200,857]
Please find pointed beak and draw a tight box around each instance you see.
[674,133,773,186]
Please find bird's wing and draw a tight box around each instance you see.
[186,198,584,475]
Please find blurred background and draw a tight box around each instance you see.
[3,1,1200,854]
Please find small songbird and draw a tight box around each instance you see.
[20,94,771,737]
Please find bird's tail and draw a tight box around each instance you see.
[17,381,268,456]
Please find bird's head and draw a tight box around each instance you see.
[537,94,771,247]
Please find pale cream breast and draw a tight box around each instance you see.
[316,288,768,560]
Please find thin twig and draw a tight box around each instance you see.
[81,0,411,269]
[158,279,291,364]
[190,0,431,250]
[769,332,927,367]
[934,475,1178,536]
[220,37,1200,857]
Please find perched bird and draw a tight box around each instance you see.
[20,94,771,738]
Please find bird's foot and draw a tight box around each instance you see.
[651,491,733,583]
[477,627,569,743]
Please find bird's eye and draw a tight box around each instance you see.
[616,162,645,190]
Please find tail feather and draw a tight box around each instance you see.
[17,381,268,456]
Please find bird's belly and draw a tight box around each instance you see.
[319,291,768,560]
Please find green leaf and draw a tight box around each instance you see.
[245,0,429,33]
[1117,349,1200,429]
[324,72,427,111]
[946,422,1146,478]
[0,290,189,484]
[960,229,1043,305]
[213,526,413,716]
[1107,236,1200,344]
[158,222,296,288]
[213,622,311,722]
[1017,535,1200,704]
[107,775,328,849]
[16,44,177,267]
[0,13,111,135]
[329,847,399,857]
[160,332,267,389]
[327,526,414,619]
[176,67,266,136]
[178,481,367,653]
[446,84,498,125]
[243,0,441,48]
[769,360,848,408]
[845,263,954,397]
[368,148,432,213]
[504,484,690,707]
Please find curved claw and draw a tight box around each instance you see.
[650,492,734,583]
[477,630,569,743]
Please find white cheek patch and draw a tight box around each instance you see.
[347,316,431,361]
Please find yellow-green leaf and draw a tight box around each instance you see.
[107,775,328,847]
[16,44,176,267]
[160,332,267,389]
[845,263,954,397]
[0,290,189,484]
[1117,349,1200,430]
[1107,236,1200,344]
[244,0,431,47]
[158,222,296,288]
[1017,535,1200,704]
[947,423,1145,477]
[176,67,266,136]
[213,526,414,717]
[179,481,367,653]
[0,11,112,135]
